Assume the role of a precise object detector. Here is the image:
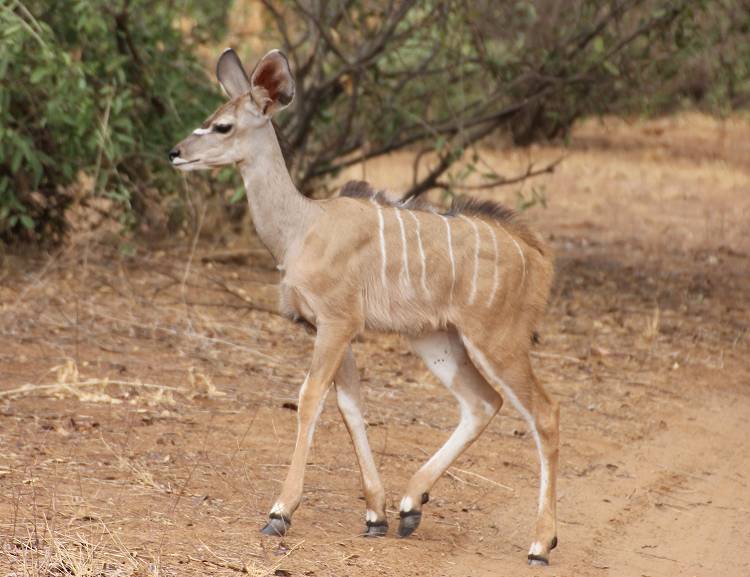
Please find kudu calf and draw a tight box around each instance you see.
[170,48,559,566]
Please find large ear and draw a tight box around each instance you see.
[216,48,251,99]
[250,49,295,116]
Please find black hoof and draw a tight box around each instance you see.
[364,520,388,537]
[260,514,290,537]
[550,535,558,550]
[527,553,549,566]
[397,510,422,538]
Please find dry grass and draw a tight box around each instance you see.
[3,523,139,577]
[3,524,300,576]
[2,487,306,577]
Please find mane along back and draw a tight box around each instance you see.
[339,180,432,212]
[339,180,547,256]
[339,180,377,199]
[447,196,548,257]
[445,196,516,222]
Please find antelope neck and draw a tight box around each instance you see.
[238,122,320,265]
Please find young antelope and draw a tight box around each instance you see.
[170,47,559,566]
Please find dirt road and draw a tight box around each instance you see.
[1,113,749,576]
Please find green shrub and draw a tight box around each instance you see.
[0,0,226,241]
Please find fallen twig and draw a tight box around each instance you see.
[531,351,587,365]
[187,555,247,574]
[0,379,186,399]
[450,467,514,492]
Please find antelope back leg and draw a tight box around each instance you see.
[462,335,560,566]
[397,330,503,537]
[334,346,388,536]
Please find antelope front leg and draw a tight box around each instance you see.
[335,347,388,536]
[261,323,355,536]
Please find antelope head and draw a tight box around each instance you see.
[169,48,294,171]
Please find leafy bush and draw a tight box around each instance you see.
[0,0,227,241]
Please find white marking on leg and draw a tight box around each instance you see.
[337,387,379,480]
[480,219,500,307]
[411,332,458,388]
[366,509,378,523]
[441,216,456,303]
[406,211,430,299]
[400,495,414,512]
[459,215,480,305]
[418,397,481,475]
[297,374,330,446]
[409,332,501,493]
[461,338,549,517]
[270,502,285,515]
[393,208,412,289]
[529,541,545,556]
[370,199,387,287]
[192,127,211,135]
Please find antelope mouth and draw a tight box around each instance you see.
[172,158,201,167]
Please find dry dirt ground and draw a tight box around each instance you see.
[1,113,749,577]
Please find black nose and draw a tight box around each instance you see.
[168,148,180,162]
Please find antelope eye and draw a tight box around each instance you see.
[214,123,233,134]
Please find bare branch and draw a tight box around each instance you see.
[303,88,553,184]
[255,0,707,200]
[434,155,566,193]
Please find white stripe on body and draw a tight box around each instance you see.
[405,210,430,299]
[370,198,388,287]
[441,216,456,303]
[506,232,527,286]
[393,208,412,289]
[459,215,481,305]
[480,219,500,307]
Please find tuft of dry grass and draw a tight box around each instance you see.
[0,359,186,406]
[3,523,141,577]
[4,523,303,577]
[186,367,225,400]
